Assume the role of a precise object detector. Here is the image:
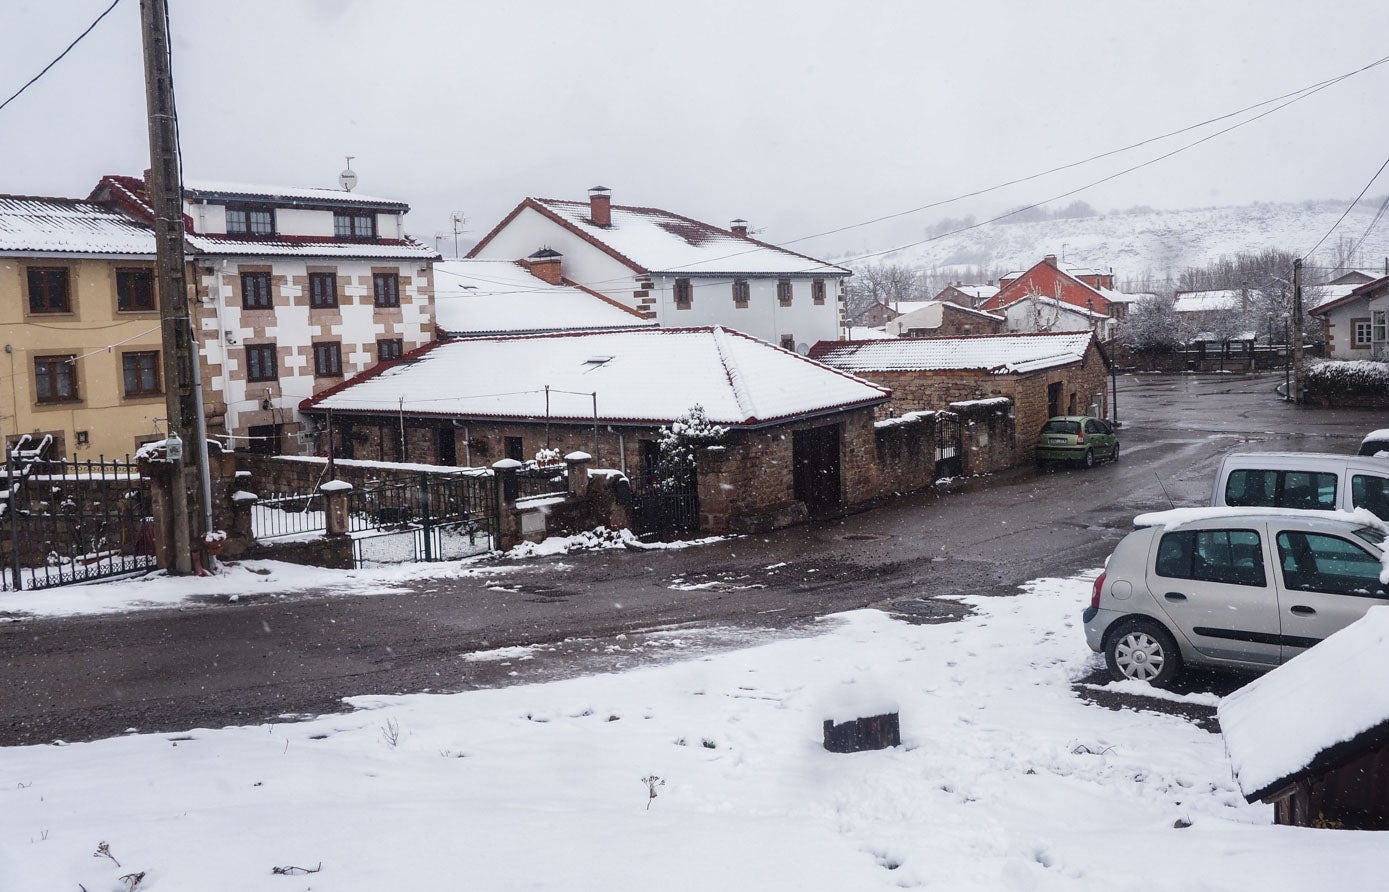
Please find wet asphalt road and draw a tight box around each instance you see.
[1,373,1382,746]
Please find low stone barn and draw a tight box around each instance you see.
[1219,608,1389,830]
[300,326,895,532]
[808,331,1110,458]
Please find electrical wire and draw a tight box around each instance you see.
[1301,151,1389,261]
[0,0,122,114]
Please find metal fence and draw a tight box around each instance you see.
[251,492,328,541]
[347,472,497,564]
[513,465,568,500]
[1,456,157,591]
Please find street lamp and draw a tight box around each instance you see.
[1283,314,1291,400]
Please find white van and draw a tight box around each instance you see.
[1211,452,1389,520]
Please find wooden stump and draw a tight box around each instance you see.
[823,712,900,753]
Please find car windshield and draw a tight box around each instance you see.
[1042,420,1081,435]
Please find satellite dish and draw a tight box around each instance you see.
[797,342,810,355]
[339,168,358,192]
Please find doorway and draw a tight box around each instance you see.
[793,425,842,515]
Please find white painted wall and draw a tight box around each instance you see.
[1003,298,1113,339]
[470,206,641,307]
[277,209,334,237]
[1321,294,1388,359]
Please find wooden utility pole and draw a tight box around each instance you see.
[1292,258,1305,405]
[141,0,204,573]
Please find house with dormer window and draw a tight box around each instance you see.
[91,175,439,455]
[466,187,850,351]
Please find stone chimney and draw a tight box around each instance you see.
[730,218,749,238]
[588,186,611,227]
[526,247,563,285]
[1044,254,1059,268]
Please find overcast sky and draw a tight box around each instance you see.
[4,0,1388,260]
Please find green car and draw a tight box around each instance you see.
[1035,415,1118,467]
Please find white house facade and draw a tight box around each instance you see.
[92,175,439,455]
[1310,275,1389,360]
[467,188,849,351]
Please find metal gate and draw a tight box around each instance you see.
[935,412,963,479]
[629,462,699,540]
[347,471,498,565]
[1,455,157,591]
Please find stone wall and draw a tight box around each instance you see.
[950,399,1017,476]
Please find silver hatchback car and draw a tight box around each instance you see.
[1083,508,1388,686]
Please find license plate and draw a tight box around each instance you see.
[1048,437,1068,444]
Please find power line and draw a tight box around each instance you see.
[0,0,122,115]
[1301,151,1389,261]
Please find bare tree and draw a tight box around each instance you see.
[845,263,926,314]
[1118,295,1185,352]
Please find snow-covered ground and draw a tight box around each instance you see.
[4,571,1382,891]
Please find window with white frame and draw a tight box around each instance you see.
[1353,317,1373,348]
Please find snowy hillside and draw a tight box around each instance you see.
[849,201,1389,283]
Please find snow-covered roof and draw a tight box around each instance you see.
[1000,294,1110,320]
[306,326,889,426]
[887,300,936,316]
[939,284,1000,301]
[1308,275,1389,315]
[0,195,155,256]
[1219,607,1389,802]
[482,197,849,277]
[809,331,1096,375]
[1172,289,1262,313]
[433,259,652,335]
[182,179,408,210]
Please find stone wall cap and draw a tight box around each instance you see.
[492,458,523,470]
[231,490,259,503]
[319,480,354,493]
[565,451,592,463]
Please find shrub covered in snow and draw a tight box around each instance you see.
[655,404,727,490]
[1306,359,1389,390]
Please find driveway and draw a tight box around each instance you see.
[0,373,1377,745]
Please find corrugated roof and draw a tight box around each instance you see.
[306,326,889,426]
[810,331,1095,374]
[0,195,155,256]
[182,179,407,209]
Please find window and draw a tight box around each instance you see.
[116,268,156,312]
[122,351,161,397]
[377,338,404,362]
[34,355,78,403]
[812,278,827,305]
[732,279,749,308]
[1224,469,1337,511]
[674,278,692,309]
[1353,319,1373,348]
[334,212,376,239]
[777,279,793,306]
[1276,531,1386,598]
[241,271,273,309]
[247,423,283,456]
[1352,474,1389,520]
[1155,529,1267,587]
[373,272,400,308]
[780,335,796,352]
[225,207,274,237]
[245,344,278,382]
[27,267,70,313]
[308,272,338,309]
[313,342,343,378]
[1375,310,1388,346]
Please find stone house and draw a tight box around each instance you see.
[885,301,1004,338]
[0,194,164,458]
[467,187,850,350]
[979,255,1131,320]
[299,326,901,532]
[809,331,1111,457]
[1309,274,1389,360]
[91,174,439,457]
[932,282,999,308]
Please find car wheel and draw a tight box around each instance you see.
[1105,619,1182,687]
[1082,448,1094,468]
[1111,442,1120,462]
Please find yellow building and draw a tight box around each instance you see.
[0,195,167,459]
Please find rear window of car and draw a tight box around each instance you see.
[1351,474,1389,520]
[1155,529,1267,587]
[1225,469,1337,511]
[1042,420,1080,435]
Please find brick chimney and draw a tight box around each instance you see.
[526,248,563,285]
[588,186,611,227]
[730,218,749,238]
[1044,254,1059,268]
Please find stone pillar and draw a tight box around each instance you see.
[492,458,522,550]
[320,480,353,536]
[565,451,591,496]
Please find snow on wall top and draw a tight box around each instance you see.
[308,326,889,426]
[433,259,651,334]
[809,331,1094,374]
[0,195,155,256]
[182,179,407,209]
[1219,606,1389,801]
[533,198,850,277]
[1173,289,1263,313]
